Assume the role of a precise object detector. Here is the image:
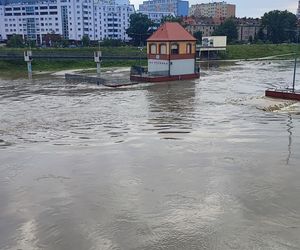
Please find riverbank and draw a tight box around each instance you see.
[0,44,299,76]
[226,44,300,60]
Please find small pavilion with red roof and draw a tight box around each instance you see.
[130,22,199,82]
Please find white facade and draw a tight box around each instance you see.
[202,36,227,47]
[0,5,4,41]
[0,0,135,43]
[148,58,195,76]
[170,59,194,75]
[148,59,169,75]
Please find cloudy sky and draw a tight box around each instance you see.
[132,0,299,18]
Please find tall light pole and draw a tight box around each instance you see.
[292,30,299,92]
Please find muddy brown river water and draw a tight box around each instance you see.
[1,60,300,250]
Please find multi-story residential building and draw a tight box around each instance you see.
[186,23,217,37]
[0,4,4,41]
[138,11,175,23]
[138,0,188,23]
[184,17,218,37]
[235,18,261,42]
[185,17,262,42]
[189,1,235,19]
[0,0,134,43]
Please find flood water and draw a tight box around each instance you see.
[1,60,300,250]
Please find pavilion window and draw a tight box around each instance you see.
[186,43,192,54]
[171,43,179,54]
[150,44,157,54]
[159,44,167,54]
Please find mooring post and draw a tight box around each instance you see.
[24,50,33,79]
[94,51,102,77]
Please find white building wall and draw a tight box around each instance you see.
[148,59,169,75]
[148,58,195,76]
[202,36,227,47]
[0,5,4,40]
[170,59,194,75]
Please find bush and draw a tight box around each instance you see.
[7,34,24,48]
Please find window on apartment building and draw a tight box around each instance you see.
[171,44,179,54]
[159,44,167,54]
[186,43,192,54]
[150,44,157,54]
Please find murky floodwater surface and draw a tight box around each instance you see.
[1,61,300,250]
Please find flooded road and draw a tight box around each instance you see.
[1,60,300,250]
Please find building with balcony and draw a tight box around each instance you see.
[138,0,188,23]
[189,1,235,19]
[0,0,134,43]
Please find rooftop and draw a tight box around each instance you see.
[147,22,196,42]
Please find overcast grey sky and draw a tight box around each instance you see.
[132,0,298,18]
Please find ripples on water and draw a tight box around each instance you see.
[1,61,300,250]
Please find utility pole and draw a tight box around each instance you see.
[94,40,102,76]
[24,49,33,79]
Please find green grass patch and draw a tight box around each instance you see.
[225,44,300,60]
[0,46,146,57]
[0,58,147,77]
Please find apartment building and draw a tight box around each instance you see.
[0,0,135,43]
[138,0,188,23]
[185,17,262,42]
[186,24,217,37]
[139,11,175,23]
[236,18,261,42]
[189,1,235,19]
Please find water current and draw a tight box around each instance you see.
[1,60,300,249]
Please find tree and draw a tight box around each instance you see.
[257,28,266,42]
[7,34,24,48]
[101,38,125,47]
[248,35,253,44]
[161,15,183,24]
[212,18,238,44]
[261,10,297,44]
[44,32,62,47]
[81,34,90,47]
[126,13,154,46]
[193,31,202,44]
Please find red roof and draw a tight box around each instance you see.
[147,22,196,42]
